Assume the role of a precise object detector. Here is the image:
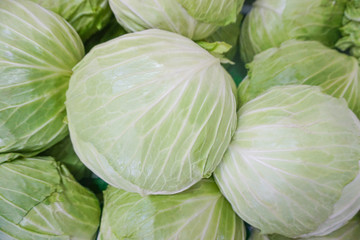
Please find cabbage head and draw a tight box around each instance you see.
[66,29,237,195]
[0,157,100,240]
[250,214,360,240]
[238,40,360,117]
[0,0,84,162]
[109,0,244,40]
[98,179,246,240]
[29,0,112,41]
[41,136,90,180]
[214,85,360,238]
[240,0,347,63]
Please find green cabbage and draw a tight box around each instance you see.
[0,0,84,162]
[98,179,246,240]
[66,29,237,195]
[240,0,347,63]
[214,85,360,238]
[29,0,112,41]
[238,40,360,117]
[109,0,244,40]
[0,157,100,239]
[250,214,360,240]
[41,136,90,180]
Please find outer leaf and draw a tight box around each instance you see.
[98,179,246,240]
[238,40,360,118]
[66,29,237,195]
[336,0,360,59]
[175,0,244,26]
[214,85,360,238]
[0,0,84,162]
[41,136,90,180]
[206,14,243,62]
[0,157,100,240]
[29,0,112,41]
[197,41,232,55]
[301,163,360,237]
[250,214,360,240]
[240,0,347,63]
[196,41,233,64]
[109,0,219,40]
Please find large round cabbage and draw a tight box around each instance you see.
[66,29,237,195]
[0,157,100,239]
[0,0,84,162]
[214,85,360,238]
[109,0,244,40]
[238,40,360,117]
[98,179,246,240]
[30,0,112,41]
[240,0,347,63]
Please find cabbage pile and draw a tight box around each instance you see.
[1,0,360,239]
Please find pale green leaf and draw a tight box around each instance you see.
[109,0,242,40]
[29,0,112,41]
[175,0,244,26]
[98,179,246,240]
[0,157,100,240]
[336,0,360,59]
[251,214,360,240]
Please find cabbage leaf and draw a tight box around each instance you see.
[0,157,100,240]
[98,179,246,240]
[30,0,112,41]
[109,0,243,40]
